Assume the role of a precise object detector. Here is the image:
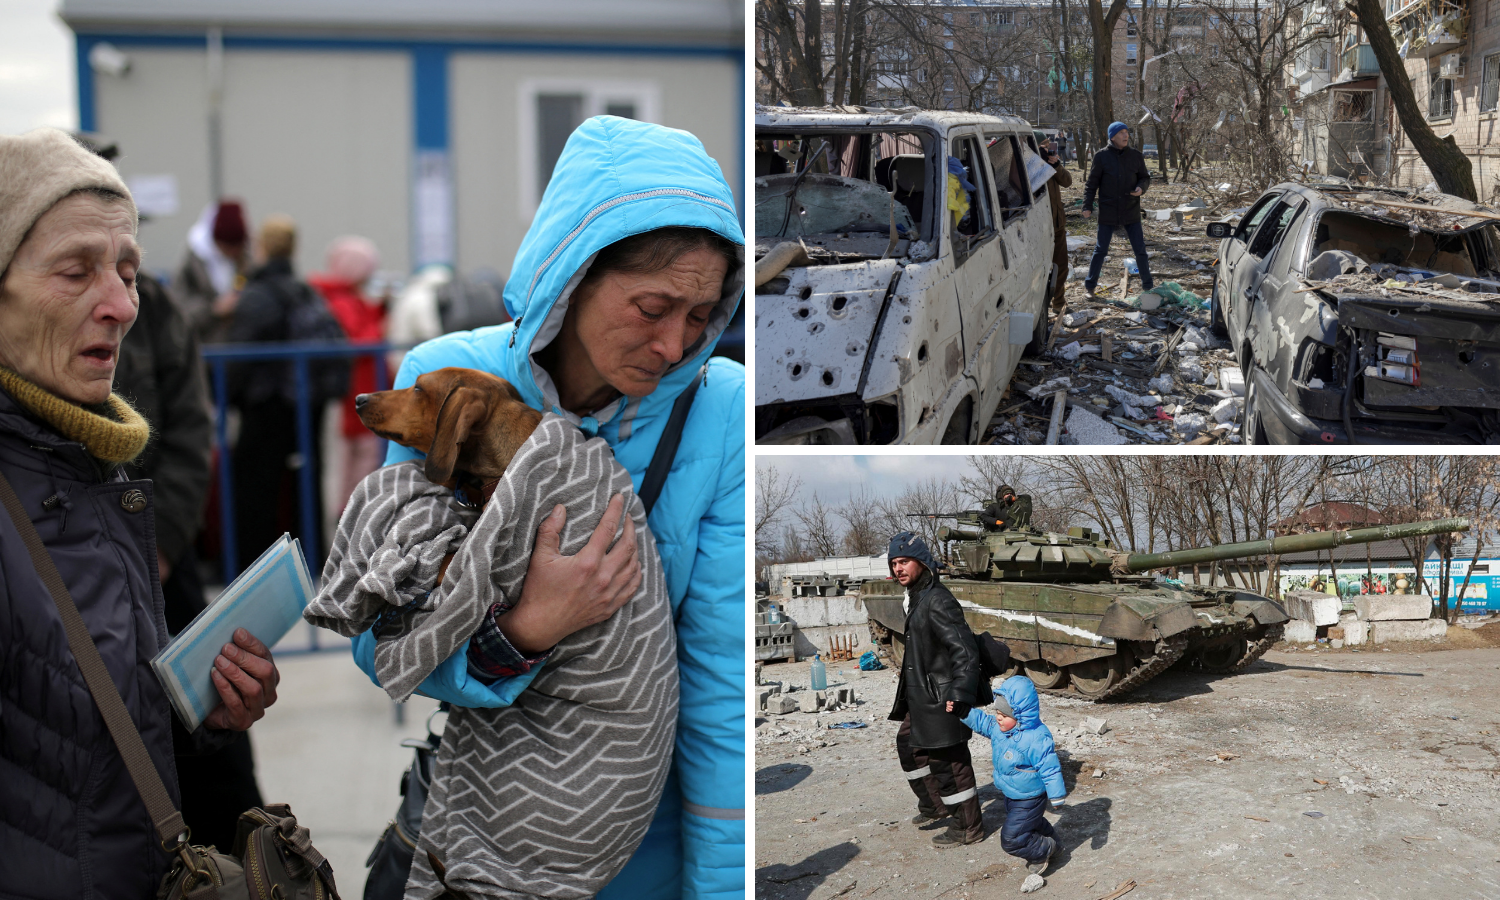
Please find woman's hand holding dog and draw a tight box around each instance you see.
[500,494,642,655]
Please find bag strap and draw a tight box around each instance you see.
[638,363,704,517]
[0,471,189,849]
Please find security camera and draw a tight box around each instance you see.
[88,43,131,78]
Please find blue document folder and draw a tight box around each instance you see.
[151,534,314,732]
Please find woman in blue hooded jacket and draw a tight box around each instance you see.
[363,116,745,899]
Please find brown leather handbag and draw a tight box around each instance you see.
[0,473,340,900]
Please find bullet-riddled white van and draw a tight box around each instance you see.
[754,106,1056,444]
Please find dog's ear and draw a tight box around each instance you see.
[424,386,488,485]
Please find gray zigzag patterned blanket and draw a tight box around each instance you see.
[307,413,678,900]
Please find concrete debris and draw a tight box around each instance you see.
[1283,618,1318,643]
[1177,357,1205,383]
[799,692,822,713]
[1105,384,1159,410]
[1147,373,1175,394]
[1209,396,1243,424]
[1082,716,1109,735]
[1173,411,1207,437]
[1218,367,1245,396]
[1063,406,1129,445]
[1021,873,1046,893]
[766,694,798,714]
[1055,341,1100,362]
[1282,591,1341,627]
[1091,768,1105,778]
[1371,619,1447,643]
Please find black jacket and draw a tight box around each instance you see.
[0,388,224,898]
[888,568,982,749]
[114,273,212,564]
[226,257,347,407]
[981,494,1033,531]
[1083,145,1151,226]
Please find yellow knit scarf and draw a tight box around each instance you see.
[0,366,150,464]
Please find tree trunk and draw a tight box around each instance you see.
[800,0,826,106]
[1352,0,1476,199]
[832,0,847,104]
[848,0,868,105]
[1087,0,1130,143]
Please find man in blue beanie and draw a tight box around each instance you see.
[885,532,985,847]
[1081,121,1153,298]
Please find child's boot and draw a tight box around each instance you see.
[1026,836,1058,874]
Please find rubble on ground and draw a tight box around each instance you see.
[986,175,1245,445]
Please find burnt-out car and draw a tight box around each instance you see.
[754,106,1057,444]
[1209,182,1500,443]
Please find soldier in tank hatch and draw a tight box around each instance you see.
[981,484,1033,531]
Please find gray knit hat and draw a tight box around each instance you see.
[993,694,1014,718]
[0,128,136,278]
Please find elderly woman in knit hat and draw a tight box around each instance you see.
[0,128,280,899]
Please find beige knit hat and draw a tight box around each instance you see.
[0,127,136,279]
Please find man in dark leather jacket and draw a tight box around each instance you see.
[885,532,985,847]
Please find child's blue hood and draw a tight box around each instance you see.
[502,115,745,432]
[998,675,1043,732]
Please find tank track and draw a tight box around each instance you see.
[1187,623,1284,675]
[1038,634,1190,701]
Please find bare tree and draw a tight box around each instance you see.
[755,463,804,557]
[757,0,827,106]
[795,492,845,558]
[1086,0,1131,143]
[1350,0,1476,199]
[838,486,887,556]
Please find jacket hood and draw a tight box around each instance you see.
[998,675,1043,731]
[501,115,744,431]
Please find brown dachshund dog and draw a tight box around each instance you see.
[355,367,543,500]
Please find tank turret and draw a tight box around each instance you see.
[865,517,1470,701]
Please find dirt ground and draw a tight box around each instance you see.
[753,642,1500,899]
[988,168,1249,446]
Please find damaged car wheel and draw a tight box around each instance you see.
[1243,372,1270,445]
[940,396,973,444]
[1209,280,1229,339]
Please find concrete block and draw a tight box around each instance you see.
[1342,617,1369,646]
[1330,639,1344,649]
[1371,618,1447,643]
[1282,591,1342,626]
[798,692,823,714]
[1327,626,1344,641]
[766,695,798,715]
[1354,594,1432,621]
[1283,618,1317,643]
[757,689,772,711]
[1081,716,1109,735]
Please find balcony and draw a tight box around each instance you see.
[1341,43,1380,78]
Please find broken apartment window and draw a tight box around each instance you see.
[754,131,932,246]
[1483,53,1500,111]
[1332,90,1375,122]
[1429,73,1455,118]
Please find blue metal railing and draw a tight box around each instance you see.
[202,341,400,653]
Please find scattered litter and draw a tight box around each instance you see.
[1026,376,1073,400]
[1066,236,1091,252]
[827,721,867,730]
[1313,779,1329,785]
[1021,873,1046,893]
[1244,815,1270,822]
[1303,811,1326,818]
[1402,835,1437,843]
[1215,751,1239,761]
[1097,880,1137,900]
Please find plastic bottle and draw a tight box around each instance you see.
[810,654,827,691]
[768,604,780,624]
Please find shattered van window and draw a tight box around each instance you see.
[754,130,932,240]
[757,173,919,237]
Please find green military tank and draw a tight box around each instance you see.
[863,516,1469,700]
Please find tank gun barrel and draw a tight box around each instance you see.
[938,525,985,542]
[1123,518,1470,572]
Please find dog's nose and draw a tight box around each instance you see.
[354,393,370,410]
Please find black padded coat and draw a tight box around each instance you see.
[1082,145,1151,226]
[0,388,220,898]
[887,568,983,749]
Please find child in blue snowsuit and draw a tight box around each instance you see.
[948,675,1066,874]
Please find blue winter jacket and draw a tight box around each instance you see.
[359,116,745,900]
[961,676,1067,802]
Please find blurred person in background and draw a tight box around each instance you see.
[0,126,279,899]
[173,200,249,344]
[308,235,386,509]
[226,214,347,569]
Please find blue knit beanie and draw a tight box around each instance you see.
[1108,121,1128,141]
[888,531,937,575]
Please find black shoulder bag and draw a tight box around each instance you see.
[361,365,706,900]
